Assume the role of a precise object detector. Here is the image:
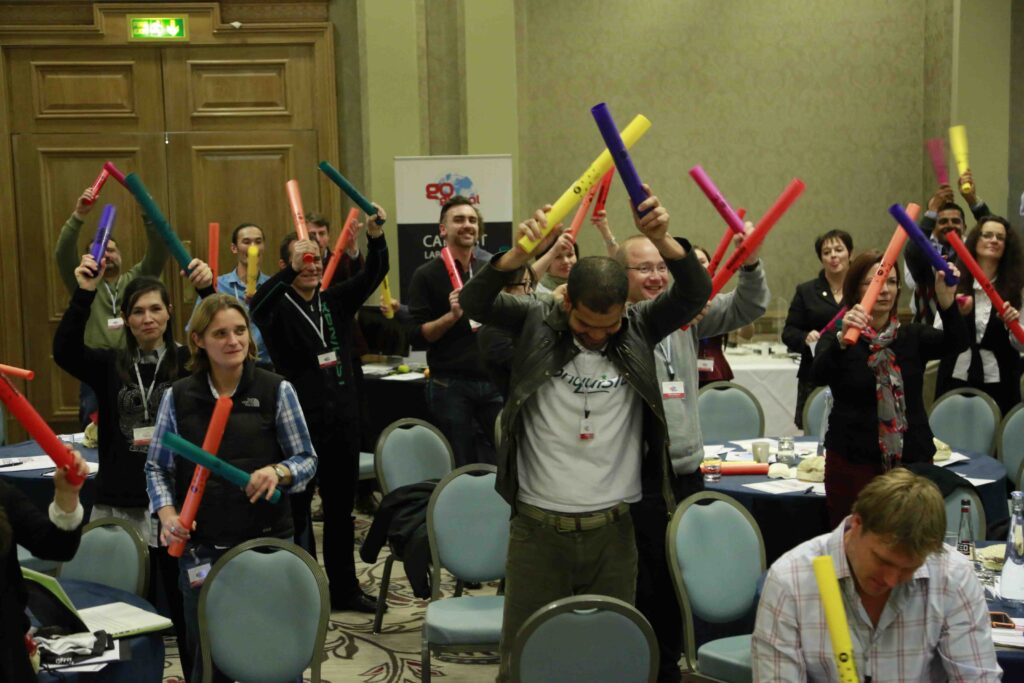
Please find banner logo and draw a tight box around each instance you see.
[425,173,481,206]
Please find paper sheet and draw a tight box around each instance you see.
[933,452,970,467]
[953,472,995,487]
[381,372,426,381]
[42,462,99,477]
[990,618,1024,648]
[743,480,826,496]
[0,455,65,472]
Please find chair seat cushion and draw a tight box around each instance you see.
[698,634,752,683]
[424,595,504,645]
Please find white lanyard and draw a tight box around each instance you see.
[655,338,675,380]
[133,347,167,422]
[104,281,119,317]
[286,292,326,347]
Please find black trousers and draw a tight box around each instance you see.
[306,423,360,600]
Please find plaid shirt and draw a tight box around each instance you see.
[752,519,1001,682]
[146,379,317,513]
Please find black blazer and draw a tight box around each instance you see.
[782,271,844,381]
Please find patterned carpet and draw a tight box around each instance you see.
[160,512,501,683]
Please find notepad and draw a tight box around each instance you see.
[78,602,172,638]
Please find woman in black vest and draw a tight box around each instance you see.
[935,216,1024,415]
[145,293,317,683]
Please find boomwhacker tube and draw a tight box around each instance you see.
[710,180,805,298]
[591,103,650,217]
[946,231,1024,346]
[318,161,385,226]
[592,167,615,217]
[948,125,972,195]
[321,207,361,291]
[0,364,34,380]
[820,307,847,335]
[169,396,233,558]
[102,162,127,187]
[0,375,83,485]
[925,138,949,186]
[208,223,219,289]
[88,204,117,267]
[567,184,599,240]
[440,247,464,289]
[518,114,651,253]
[83,168,110,206]
[812,556,860,683]
[123,173,194,272]
[708,208,746,277]
[245,246,258,299]
[843,207,915,346]
[285,180,314,264]
[381,276,395,319]
[161,431,282,504]
[689,166,746,236]
[887,203,959,286]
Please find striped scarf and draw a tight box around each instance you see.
[862,318,907,470]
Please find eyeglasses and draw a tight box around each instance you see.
[626,264,668,276]
[979,231,1006,242]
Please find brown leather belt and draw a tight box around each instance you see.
[517,501,630,532]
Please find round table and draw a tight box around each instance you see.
[706,438,1008,564]
[0,441,98,514]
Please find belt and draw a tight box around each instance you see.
[517,501,630,532]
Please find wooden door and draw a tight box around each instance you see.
[11,133,168,431]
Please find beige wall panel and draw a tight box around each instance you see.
[11,133,167,430]
[163,45,315,131]
[6,47,164,133]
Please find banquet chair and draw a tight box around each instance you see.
[510,594,657,683]
[359,451,376,480]
[197,538,328,683]
[57,517,149,596]
[997,404,1024,484]
[943,487,986,541]
[698,381,765,443]
[372,417,455,633]
[421,465,508,683]
[801,386,831,438]
[928,388,1001,456]
[668,492,765,683]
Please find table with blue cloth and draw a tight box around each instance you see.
[705,437,1008,564]
[36,578,166,683]
[0,441,98,514]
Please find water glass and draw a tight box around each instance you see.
[777,436,796,466]
[703,454,722,483]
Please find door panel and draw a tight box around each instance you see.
[12,133,168,430]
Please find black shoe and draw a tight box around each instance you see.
[332,591,387,614]
[463,581,482,590]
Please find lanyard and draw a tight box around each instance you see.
[656,338,675,380]
[286,292,326,348]
[570,355,592,419]
[104,281,119,317]
[133,347,167,422]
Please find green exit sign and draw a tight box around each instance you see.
[128,17,188,41]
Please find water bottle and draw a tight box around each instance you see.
[956,499,975,561]
[1002,491,1024,600]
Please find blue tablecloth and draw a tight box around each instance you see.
[37,579,165,683]
[0,441,98,514]
[706,438,1009,564]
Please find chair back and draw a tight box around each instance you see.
[802,386,831,438]
[511,595,657,683]
[997,404,1024,484]
[57,517,149,596]
[697,381,765,442]
[375,418,455,494]
[928,388,1001,455]
[198,538,328,683]
[426,464,509,597]
[944,487,986,541]
[667,491,765,672]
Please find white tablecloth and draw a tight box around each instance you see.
[727,349,801,437]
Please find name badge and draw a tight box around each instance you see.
[579,417,595,440]
[317,351,338,368]
[469,319,482,331]
[107,317,124,330]
[696,358,715,373]
[187,562,212,588]
[662,381,685,399]
[132,426,155,446]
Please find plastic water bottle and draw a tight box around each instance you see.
[956,499,975,561]
[1002,491,1024,600]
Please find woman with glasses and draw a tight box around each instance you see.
[934,216,1024,414]
[812,251,967,525]
[782,230,854,429]
[477,263,537,397]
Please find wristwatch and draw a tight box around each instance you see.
[271,463,289,481]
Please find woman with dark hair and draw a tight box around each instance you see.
[935,215,1024,414]
[812,250,968,525]
[690,245,754,386]
[53,252,213,679]
[146,293,317,683]
[782,230,853,428]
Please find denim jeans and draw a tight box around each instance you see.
[425,376,503,467]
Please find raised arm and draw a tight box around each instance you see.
[696,223,768,338]
[54,188,95,293]
[53,254,115,388]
